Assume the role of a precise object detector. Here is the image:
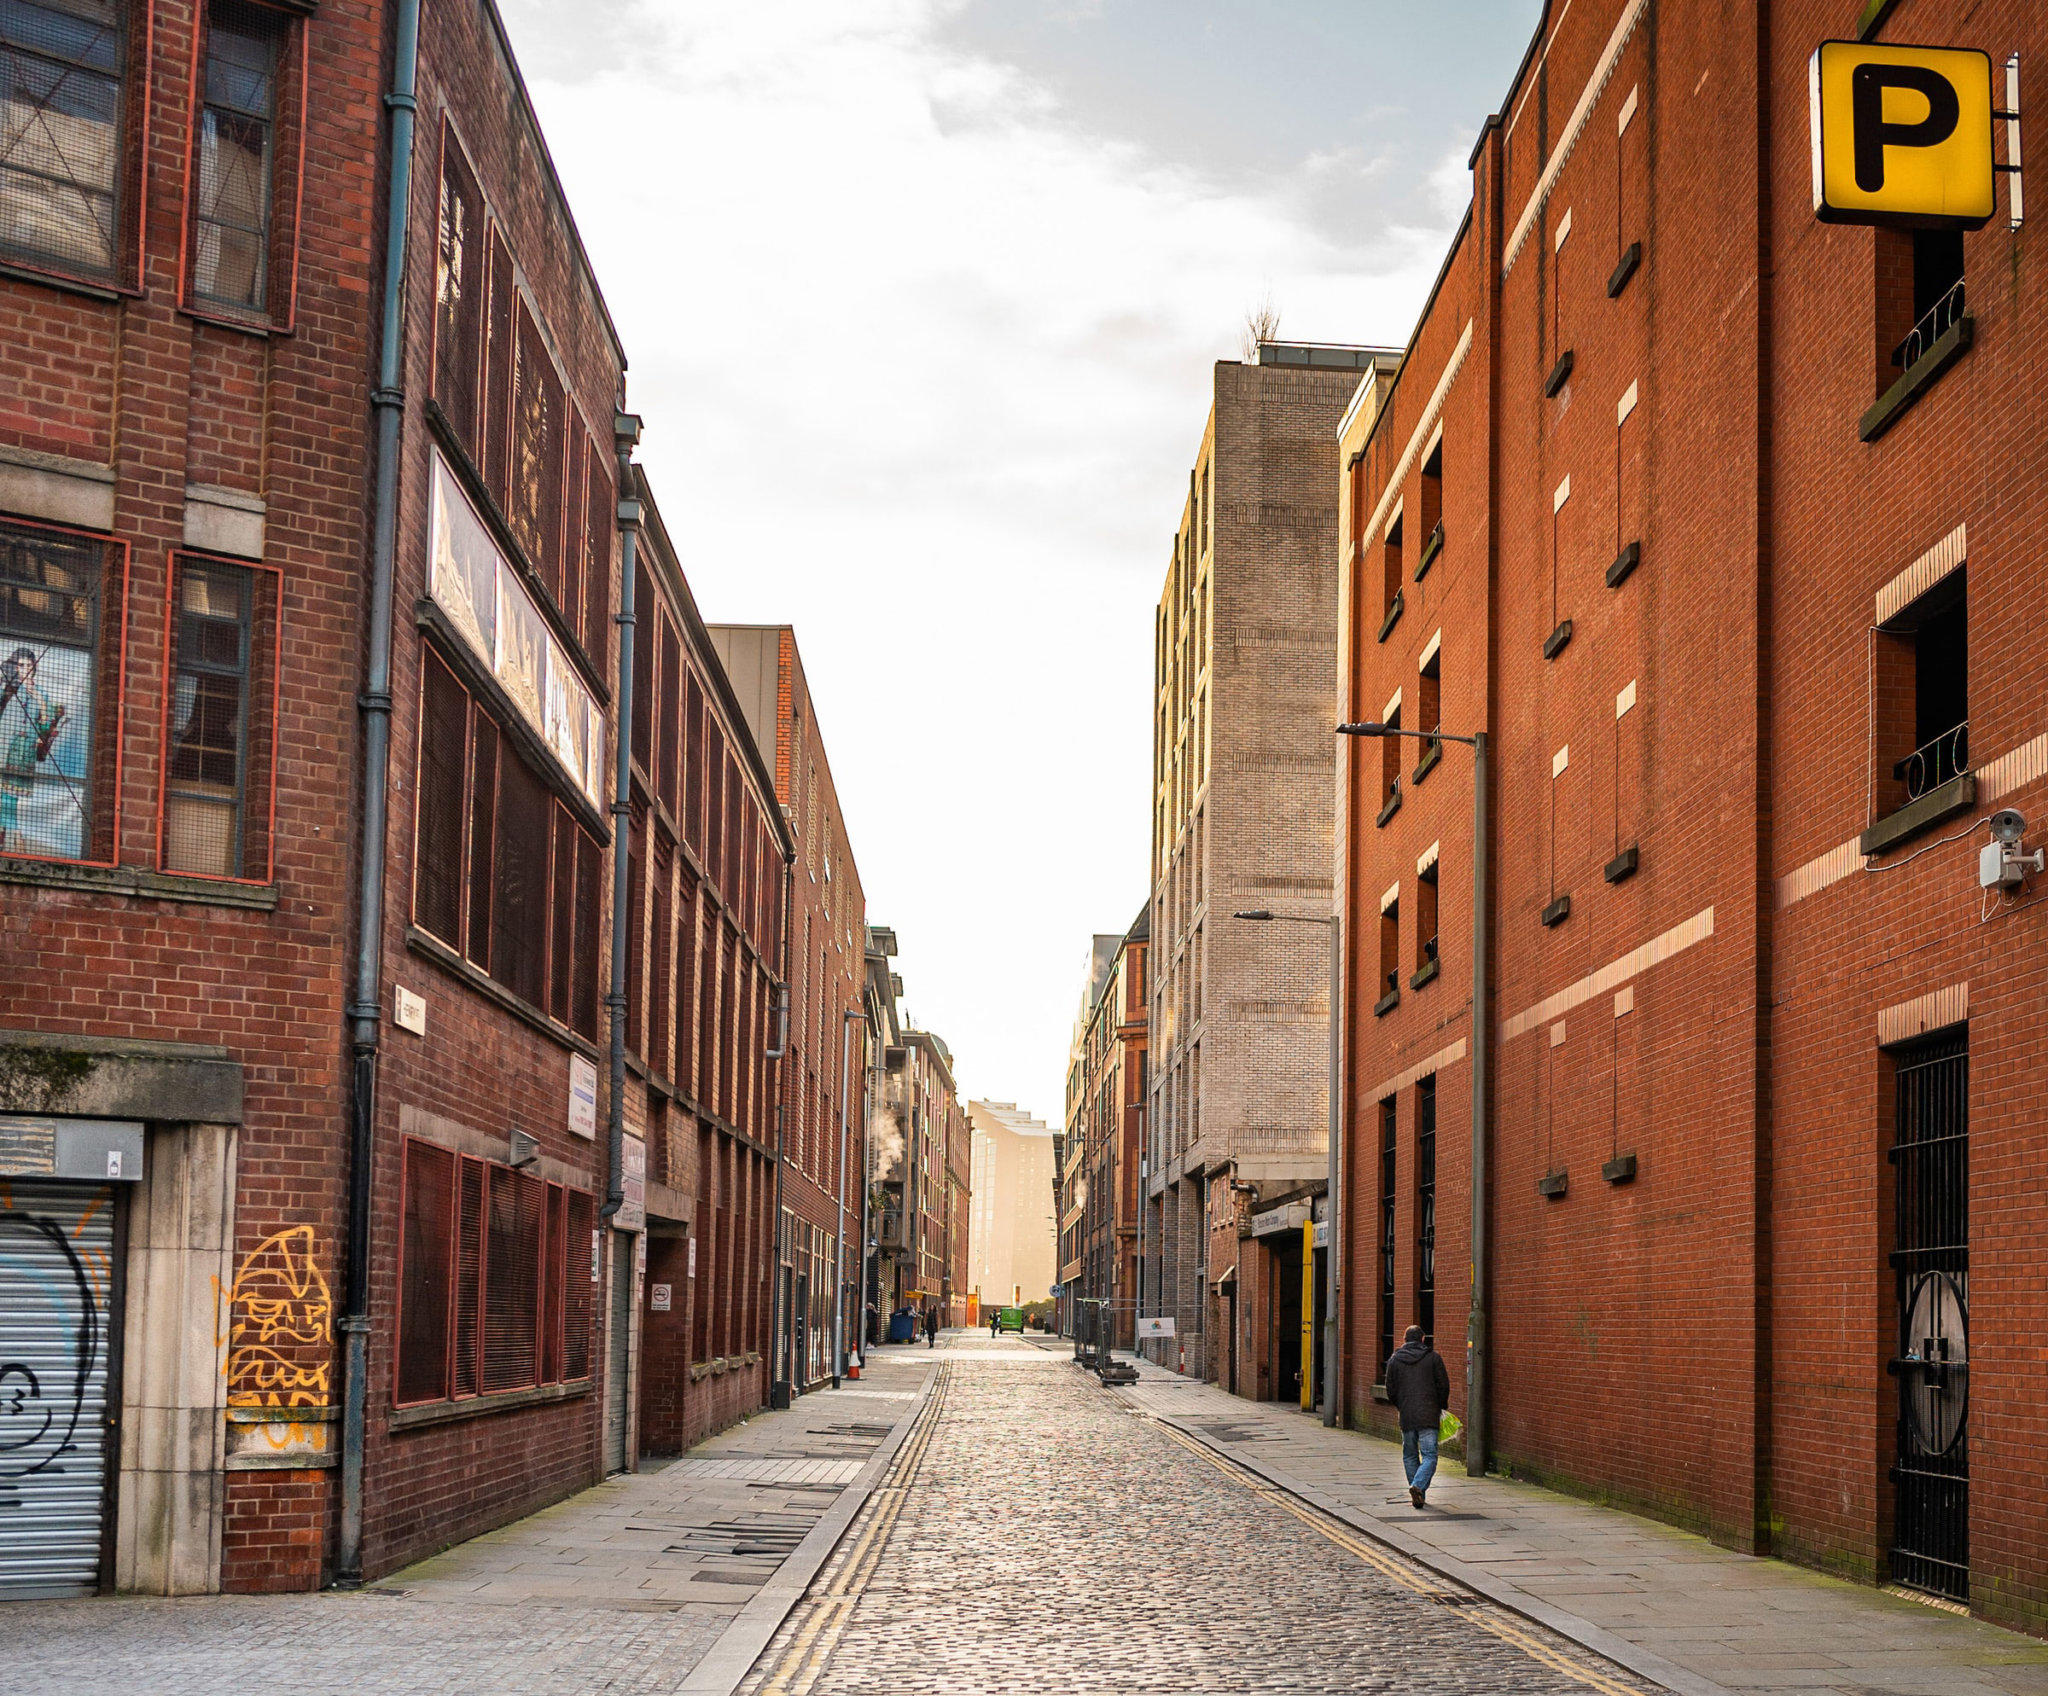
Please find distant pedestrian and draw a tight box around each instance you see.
[989,1310,1000,1338]
[1383,1324,1451,1509]
[924,1306,939,1347]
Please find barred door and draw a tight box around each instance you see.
[1889,1034,1968,1600]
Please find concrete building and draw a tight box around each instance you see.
[1335,0,2048,1632]
[1058,909,1149,1345]
[1143,344,1397,1389]
[968,1099,1058,1314]
[708,625,871,1395]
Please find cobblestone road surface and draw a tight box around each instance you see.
[742,1336,1650,1696]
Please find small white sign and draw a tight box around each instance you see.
[394,985,426,1035]
[591,1228,602,1284]
[618,1135,646,1232]
[568,1054,598,1140]
[1137,1316,1176,1339]
[688,1237,697,1278]
[650,1283,672,1312]
[105,1149,123,1179]
[636,1232,647,1274]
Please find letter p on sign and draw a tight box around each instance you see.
[1812,41,1995,228]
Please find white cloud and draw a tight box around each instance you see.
[501,0,1458,1123]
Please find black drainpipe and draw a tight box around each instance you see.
[337,0,422,1590]
[601,416,643,1221]
[768,854,793,1406]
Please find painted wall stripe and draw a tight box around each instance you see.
[1877,982,1968,1048]
[1554,474,1572,513]
[1503,0,1653,276]
[1503,906,1716,1042]
[1366,1036,1467,1106]
[1618,83,1639,135]
[1617,380,1639,425]
[1875,523,1967,626]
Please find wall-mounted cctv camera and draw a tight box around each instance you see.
[1981,810,2045,890]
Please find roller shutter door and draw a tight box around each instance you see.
[0,1182,117,1598]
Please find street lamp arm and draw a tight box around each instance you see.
[1337,720,1478,746]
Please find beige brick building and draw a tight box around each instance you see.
[1144,344,1397,1391]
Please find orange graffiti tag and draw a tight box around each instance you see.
[221,1226,333,1409]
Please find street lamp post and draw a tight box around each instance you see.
[1338,718,1489,1477]
[1230,907,1342,1429]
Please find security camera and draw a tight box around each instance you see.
[1981,811,2046,890]
[1991,808,2027,845]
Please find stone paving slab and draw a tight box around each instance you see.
[1115,1354,2048,1696]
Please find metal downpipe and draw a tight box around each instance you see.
[336,0,421,1589]
[602,419,643,1226]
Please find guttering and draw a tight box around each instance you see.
[601,420,644,1222]
[337,0,421,1589]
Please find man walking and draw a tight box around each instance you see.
[1383,1325,1451,1509]
[924,1305,939,1348]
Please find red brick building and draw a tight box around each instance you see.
[1338,0,2048,1630]
[707,624,872,1394]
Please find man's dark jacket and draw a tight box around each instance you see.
[1383,1340,1451,1433]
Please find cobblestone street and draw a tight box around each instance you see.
[740,1335,1647,1696]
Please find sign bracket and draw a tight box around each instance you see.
[1996,53,2024,229]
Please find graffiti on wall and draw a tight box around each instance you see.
[0,1186,109,1504]
[219,1226,332,1409]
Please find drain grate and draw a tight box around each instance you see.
[645,1515,813,1557]
[818,1423,895,1438]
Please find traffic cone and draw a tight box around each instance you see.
[847,1355,861,1380]
[1178,1342,1186,1375]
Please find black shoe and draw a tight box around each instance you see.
[1410,1486,1425,1509]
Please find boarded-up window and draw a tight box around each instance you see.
[491,740,550,1009]
[432,125,484,459]
[482,228,514,508]
[398,1142,592,1406]
[414,649,468,944]
[510,300,563,587]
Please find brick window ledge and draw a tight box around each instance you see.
[0,856,279,910]
[389,1377,591,1432]
[1861,316,1974,443]
[1860,771,1977,858]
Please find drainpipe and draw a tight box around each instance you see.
[601,415,643,1226]
[336,0,421,1590]
[832,1007,859,1383]
[769,854,792,1407]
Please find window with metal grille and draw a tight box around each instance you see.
[648,829,673,1080]
[481,227,514,508]
[397,1138,594,1407]
[684,673,704,857]
[1416,1075,1436,1341]
[188,0,285,314]
[0,0,137,285]
[704,718,725,880]
[580,438,611,667]
[655,611,679,819]
[0,517,124,865]
[510,300,563,590]
[673,866,697,1094]
[1888,1032,1969,1600]
[1378,1097,1396,1379]
[161,556,278,881]
[432,122,484,460]
[410,648,606,1033]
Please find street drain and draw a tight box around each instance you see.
[648,1516,812,1557]
[819,1423,894,1438]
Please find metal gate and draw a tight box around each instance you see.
[0,1181,118,1598]
[1889,1034,1968,1600]
[604,1236,633,1474]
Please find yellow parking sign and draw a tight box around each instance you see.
[1810,41,1995,228]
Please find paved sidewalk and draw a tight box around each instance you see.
[1116,1354,2048,1696]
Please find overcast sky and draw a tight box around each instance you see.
[498,0,1541,1128]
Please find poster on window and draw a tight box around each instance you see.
[544,651,603,809]
[0,638,91,861]
[494,558,546,729]
[429,454,497,663]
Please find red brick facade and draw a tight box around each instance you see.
[1339,0,2048,1632]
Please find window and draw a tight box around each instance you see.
[0,0,140,287]
[1875,573,1967,819]
[1416,1076,1436,1341]
[0,516,124,864]
[1376,892,1399,1014]
[1877,228,1966,386]
[186,0,301,321]
[1416,641,1442,781]
[161,555,278,880]
[1415,855,1439,982]
[510,300,564,591]
[397,1137,595,1406]
[1376,1097,1396,1378]
[433,123,485,460]
[1380,511,1403,632]
[411,646,604,1039]
[1416,440,1443,579]
[1378,705,1401,822]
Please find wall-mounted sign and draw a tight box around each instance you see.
[567,1054,598,1140]
[1250,1202,1309,1239]
[1810,41,1995,228]
[1137,1316,1175,1339]
[393,984,426,1036]
[428,450,606,806]
[618,1134,646,1233]
[650,1283,671,1312]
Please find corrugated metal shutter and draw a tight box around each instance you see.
[604,1239,631,1473]
[0,1181,116,1598]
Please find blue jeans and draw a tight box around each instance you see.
[1402,1426,1439,1494]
